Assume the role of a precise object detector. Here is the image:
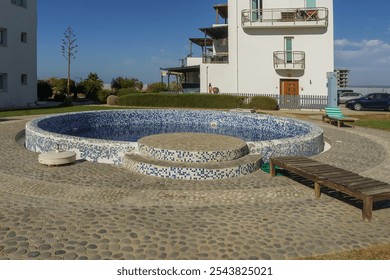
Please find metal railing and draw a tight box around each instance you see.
[203,53,229,64]
[273,51,305,70]
[221,93,328,110]
[242,7,328,27]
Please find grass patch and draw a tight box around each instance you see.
[303,243,390,260]
[0,105,130,118]
[354,114,390,131]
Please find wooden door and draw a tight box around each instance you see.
[280,79,299,95]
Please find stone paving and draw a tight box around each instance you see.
[0,112,390,260]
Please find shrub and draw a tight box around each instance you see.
[146,83,167,93]
[97,89,113,104]
[53,93,68,102]
[107,95,119,106]
[118,93,244,109]
[117,88,141,97]
[37,80,53,101]
[245,96,278,110]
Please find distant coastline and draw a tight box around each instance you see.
[349,85,390,88]
[346,86,390,94]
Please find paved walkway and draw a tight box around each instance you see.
[0,111,389,260]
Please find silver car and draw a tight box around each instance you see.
[339,92,363,104]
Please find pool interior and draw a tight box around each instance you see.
[26,109,324,165]
[36,110,312,142]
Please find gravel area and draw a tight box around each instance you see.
[0,113,389,260]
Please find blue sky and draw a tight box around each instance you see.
[38,0,390,86]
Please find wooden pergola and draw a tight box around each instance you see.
[214,3,228,24]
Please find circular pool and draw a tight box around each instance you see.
[25,109,324,164]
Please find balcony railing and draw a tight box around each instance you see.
[274,51,305,70]
[242,8,328,28]
[203,53,229,64]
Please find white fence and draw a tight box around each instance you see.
[222,93,328,110]
[163,91,328,110]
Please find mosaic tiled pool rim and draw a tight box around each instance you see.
[25,109,324,165]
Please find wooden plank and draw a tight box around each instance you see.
[356,185,390,196]
[344,181,389,189]
[274,158,312,164]
[373,192,390,202]
[346,179,388,188]
[320,173,361,180]
[296,164,339,170]
[301,167,348,174]
[319,180,365,200]
[330,176,373,183]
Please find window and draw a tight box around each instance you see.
[21,74,28,85]
[0,28,7,46]
[0,74,7,91]
[21,32,27,43]
[11,0,27,8]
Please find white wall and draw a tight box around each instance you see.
[200,64,237,93]
[0,0,37,108]
[203,0,333,96]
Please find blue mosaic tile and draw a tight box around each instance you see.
[25,109,324,165]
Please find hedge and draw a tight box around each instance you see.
[117,88,141,97]
[117,93,279,110]
[244,96,278,110]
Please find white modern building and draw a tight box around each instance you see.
[335,68,350,89]
[0,0,37,108]
[162,0,334,96]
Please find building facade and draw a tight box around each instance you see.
[335,68,350,89]
[163,0,334,96]
[0,0,37,108]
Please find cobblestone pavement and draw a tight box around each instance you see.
[0,114,389,260]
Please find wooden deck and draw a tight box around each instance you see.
[270,156,390,221]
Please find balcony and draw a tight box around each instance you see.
[242,8,328,28]
[274,51,305,70]
[203,53,229,64]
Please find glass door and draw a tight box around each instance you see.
[251,0,262,21]
[306,0,317,8]
[285,38,293,64]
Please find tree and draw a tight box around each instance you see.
[37,80,53,101]
[146,82,168,93]
[79,73,103,100]
[47,77,75,94]
[111,77,143,91]
[61,26,78,97]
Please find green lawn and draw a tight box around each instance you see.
[355,120,390,131]
[2,105,390,133]
[0,105,130,118]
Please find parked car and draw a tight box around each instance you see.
[346,93,390,111]
[337,89,353,95]
[338,92,363,104]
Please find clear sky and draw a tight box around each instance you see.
[37,0,390,86]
